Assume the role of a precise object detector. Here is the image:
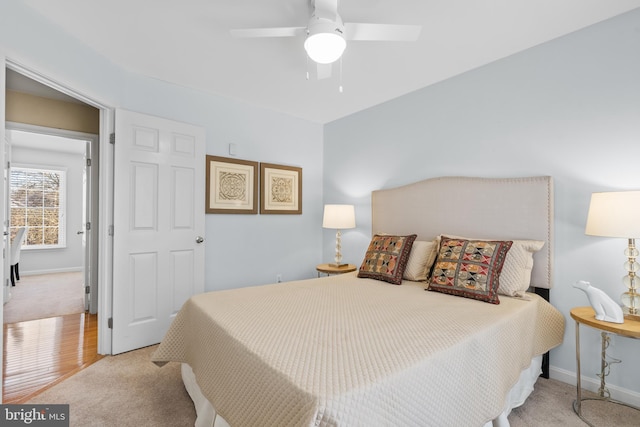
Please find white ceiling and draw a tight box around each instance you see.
[21,0,640,124]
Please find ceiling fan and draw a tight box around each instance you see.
[230,0,422,80]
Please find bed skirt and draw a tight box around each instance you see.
[181,355,543,427]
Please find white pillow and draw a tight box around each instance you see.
[403,240,438,281]
[440,235,544,297]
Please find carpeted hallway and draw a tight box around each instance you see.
[3,271,85,324]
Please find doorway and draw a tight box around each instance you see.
[4,68,100,318]
[2,66,105,401]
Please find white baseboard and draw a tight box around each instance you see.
[21,267,83,276]
[550,365,640,407]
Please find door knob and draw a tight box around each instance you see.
[196,236,204,244]
[77,231,85,235]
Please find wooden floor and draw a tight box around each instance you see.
[2,312,102,403]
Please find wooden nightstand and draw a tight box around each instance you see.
[570,306,640,425]
[316,263,357,277]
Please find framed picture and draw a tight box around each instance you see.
[206,155,258,214]
[260,163,302,214]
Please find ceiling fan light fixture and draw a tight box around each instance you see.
[304,32,346,64]
[304,16,346,64]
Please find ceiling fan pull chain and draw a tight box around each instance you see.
[339,57,343,93]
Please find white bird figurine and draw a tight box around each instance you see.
[573,280,624,323]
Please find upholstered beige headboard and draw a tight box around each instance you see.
[371,176,554,290]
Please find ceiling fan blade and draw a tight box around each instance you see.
[344,23,422,41]
[230,27,306,38]
[316,63,332,80]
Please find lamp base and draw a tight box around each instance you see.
[329,262,349,268]
[623,310,640,321]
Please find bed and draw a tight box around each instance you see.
[152,176,565,427]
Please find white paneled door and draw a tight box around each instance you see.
[112,109,205,354]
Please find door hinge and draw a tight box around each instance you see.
[85,285,90,294]
[86,158,92,167]
[108,318,113,329]
[110,133,115,145]
[108,225,114,236]
[86,222,91,231]
[6,161,10,169]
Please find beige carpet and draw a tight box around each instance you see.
[26,344,639,426]
[3,272,85,323]
[28,345,196,427]
[510,378,638,427]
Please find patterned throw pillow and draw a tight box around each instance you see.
[440,235,544,297]
[428,237,513,304]
[358,234,417,285]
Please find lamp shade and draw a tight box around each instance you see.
[585,191,640,238]
[323,204,355,229]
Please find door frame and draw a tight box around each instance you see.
[4,59,115,355]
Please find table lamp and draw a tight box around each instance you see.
[323,204,355,267]
[585,191,640,319]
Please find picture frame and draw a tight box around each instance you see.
[260,163,302,214]
[206,155,258,214]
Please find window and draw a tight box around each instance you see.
[10,166,66,249]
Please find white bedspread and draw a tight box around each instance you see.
[152,273,564,427]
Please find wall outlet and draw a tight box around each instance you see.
[276,274,282,283]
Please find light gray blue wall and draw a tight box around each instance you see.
[1,1,325,291]
[120,76,325,288]
[324,9,640,402]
